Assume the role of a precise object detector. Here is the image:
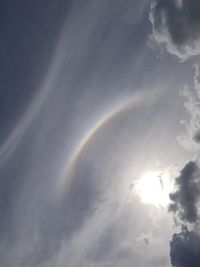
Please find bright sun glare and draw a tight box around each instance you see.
[134,171,173,208]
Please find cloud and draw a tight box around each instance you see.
[176,64,200,150]
[190,64,200,143]
[149,2,200,266]
[169,161,200,224]
[170,226,200,267]
[149,0,200,60]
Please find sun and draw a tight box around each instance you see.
[134,171,172,208]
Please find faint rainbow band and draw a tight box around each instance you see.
[58,90,158,191]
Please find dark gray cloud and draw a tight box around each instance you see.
[170,226,200,267]
[169,161,200,223]
[150,0,200,60]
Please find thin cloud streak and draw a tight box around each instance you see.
[0,22,70,169]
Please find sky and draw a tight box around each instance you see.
[1,0,200,266]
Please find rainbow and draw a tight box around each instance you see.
[58,91,157,191]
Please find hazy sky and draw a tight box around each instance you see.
[1,1,200,267]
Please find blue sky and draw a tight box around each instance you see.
[1,1,200,267]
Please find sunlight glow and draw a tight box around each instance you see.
[134,171,172,208]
